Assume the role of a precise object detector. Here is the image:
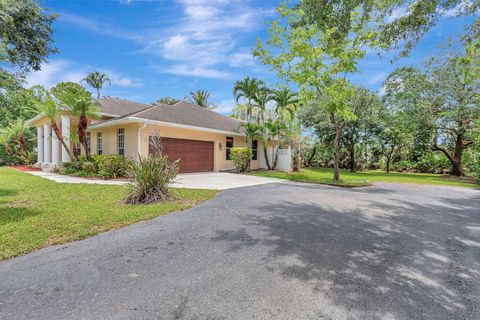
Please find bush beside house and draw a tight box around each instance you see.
[230,147,252,172]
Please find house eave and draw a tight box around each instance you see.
[88,117,245,137]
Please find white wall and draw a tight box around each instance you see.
[260,147,292,172]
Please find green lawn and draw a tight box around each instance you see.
[251,167,479,188]
[0,167,217,260]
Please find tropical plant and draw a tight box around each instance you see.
[242,122,262,171]
[124,155,180,204]
[53,84,100,159]
[233,77,265,123]
[153,97,180,105]
[253,87,273,124]
[229,148,252,173]
[272,88,298,122]
[264,119,283,169]
[187,90,213,108]
[81,71,111,99]
[30,90,74,161]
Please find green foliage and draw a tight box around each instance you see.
[230,148,253,172]
[186,90,214,108]
[93,154,129,178]
[59,155,130,178]
[153,97,180,105]
[0,0,57,72]
[233,77,266,122]
[0,118,35,165]
[81,71,111,99]
[124,155,180,204]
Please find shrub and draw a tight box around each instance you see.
[81,161,96,175]
[92,155,129,178]
[230,147,252,172]
[124,155,179,204]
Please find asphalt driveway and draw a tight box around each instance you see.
[1,182,479,320]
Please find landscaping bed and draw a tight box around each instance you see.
[0,167,217,260]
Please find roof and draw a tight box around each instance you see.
[98,97,152,116]
[89,99,244,135]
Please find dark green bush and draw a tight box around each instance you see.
[81,161,96,175]
[92,154,129,178]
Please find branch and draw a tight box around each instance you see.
[463,140,474,147]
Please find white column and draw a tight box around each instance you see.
[37,126,44,163]
[43,123,51,164]
[61,115,71,162]
[51,127,60,165]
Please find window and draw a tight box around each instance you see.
[118,128,125,157]
[226,136,234,160]
[252,139,258,160]
[86,132,91,155]
[97,132,103,155]
[76,142,81,156]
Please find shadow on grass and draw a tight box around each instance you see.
[211,183,480,319]
[0,207,41,226]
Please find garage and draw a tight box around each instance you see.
[149,137,214,173]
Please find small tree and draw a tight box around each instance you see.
[187,90,214,108]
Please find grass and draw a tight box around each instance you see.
[251,167,480,189]
[0,167,217,260]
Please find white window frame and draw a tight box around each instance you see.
[97,132,103,155]
[118,128,125,157]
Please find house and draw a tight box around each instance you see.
[29,98,266,173]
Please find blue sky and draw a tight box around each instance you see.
[25,0,473,114]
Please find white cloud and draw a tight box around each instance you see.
[25,60,85,88]
[229,52,257,67]
[215,99,235,114]
[161,65,232,79]
[439,0,475,17]
[386,7,409,23]
[25,60,142,90]
[120,0,134,5]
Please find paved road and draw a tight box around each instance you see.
[1,182,479,320]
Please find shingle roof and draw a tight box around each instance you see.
[90,99,244,135]
[98,97,152,116]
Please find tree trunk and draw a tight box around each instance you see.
[333,126,341,182]
[78,113,90,159]
[386,157,390,173]
[349,144,355,172]
[263,141,271,170]
[51,121,74,161]
[451,135,464,176]
[306,144,316,167]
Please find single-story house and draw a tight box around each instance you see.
[29,98,267,173]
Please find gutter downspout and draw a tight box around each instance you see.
[137,122,147,161]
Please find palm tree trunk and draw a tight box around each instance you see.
[78,113,90,159]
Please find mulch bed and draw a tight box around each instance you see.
[9,165,41,172]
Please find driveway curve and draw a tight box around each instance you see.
[0,182,479,320]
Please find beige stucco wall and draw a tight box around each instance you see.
[88,123,139,159]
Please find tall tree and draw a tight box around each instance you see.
[272,88,299,123]
[254,2,367,182]
[52,82,99,159]
[253,87,273,124]
[187,90,213,108]
[0,0,57,72]
[233,77,265,123]
[81,71,111,99]
[384,47,480,176]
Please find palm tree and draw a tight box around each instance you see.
[153,97,180,105]
[253,87,273,124]
[233,77,265,123]
[31,93,74,161]
[187,90,212,108]
[242,122,262,171]
[265,119,283,169]
[0,129,14,157]
[81,71,111,99]
[66,97,101,159]
[272,88,298,122]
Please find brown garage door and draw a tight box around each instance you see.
[149,137,214,173]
